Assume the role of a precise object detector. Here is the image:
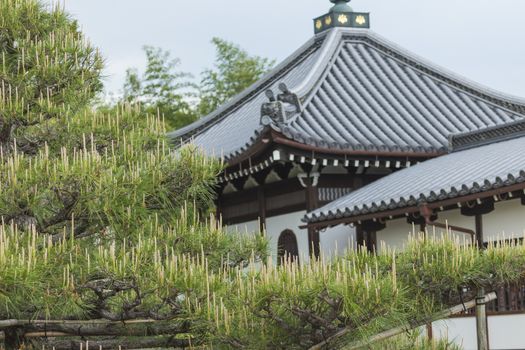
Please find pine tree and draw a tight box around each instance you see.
[0,1,265,348]
[1,2,525,350]
[0,0,103,154]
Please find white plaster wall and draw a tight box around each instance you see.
[432,314,525,350]
[320,224,356,257]
[376,218,415,253]
[265,211,310,264]
[433,317,476,350]
[227,216,356,263]
[225,220,261,236]
[487,314,525,349]
[376,209,478,252]
[438,210,476,231]
[484,200,525,242]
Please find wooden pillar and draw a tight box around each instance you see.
[359,221,384,253]
[215,191,223,225]
[306,179,320,258]
[426,323,433,340]
[257,187,266,233]
[366,231,377,252]
[476,288,489,350]
[356,225,365,250]
[475,214,484,249]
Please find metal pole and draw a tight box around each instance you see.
[476,288,489,350]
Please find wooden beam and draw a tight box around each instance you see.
[272,132,443,158]
[355,225,364,249]
[461,200,495,217]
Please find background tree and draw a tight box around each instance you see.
[197,37,275,116]
[0,0,103,154]
[122,46,197,129]
[121,38,275,130]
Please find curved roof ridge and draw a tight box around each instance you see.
[295,28,525,116]
[450,118,525,152]
[168,29,339,142]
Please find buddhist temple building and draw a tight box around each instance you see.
[171,1,525,347]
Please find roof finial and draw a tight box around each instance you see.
[314,0,369,34]
[330,0,352,13]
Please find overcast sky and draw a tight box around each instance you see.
[63,0,525,99]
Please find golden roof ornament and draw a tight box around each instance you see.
[313,0,370,34]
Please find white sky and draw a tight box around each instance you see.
[63,0,525,99]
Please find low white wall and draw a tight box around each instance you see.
[433,317,476,349]
[377,199,525,251]
[487,313,525,349]
[433,314,525,350]
[484,200,525,242]
[377,218,415,253]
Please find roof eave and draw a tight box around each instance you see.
[273,132,445,158]
[303,181,525,230]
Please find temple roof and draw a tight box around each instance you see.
[169,27,525,162]
[304,119,525,226]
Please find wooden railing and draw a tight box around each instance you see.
[487,284,525,314]
[457,284,525,316]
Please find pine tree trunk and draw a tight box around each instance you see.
[4,327,25,350]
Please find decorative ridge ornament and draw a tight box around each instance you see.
[313,0,370,34]
[330,0,353,13]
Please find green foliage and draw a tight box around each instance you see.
[197,37,275,117]
[1,2,524,350]
[3,231,525,349]
[0,104,268,337]
[396,235,525,310]
[123,46,197,130]
[0,2,267,348]
[201,235,525,349]
[203,254,404,349]
[0,0,103,153]
[0,215,267,320]
[120,38,275,131]
[372,332,463,350]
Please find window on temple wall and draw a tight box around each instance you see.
[277,230,299,265]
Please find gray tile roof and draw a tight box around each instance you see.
[167,34,328,158]
[305,129,525,224]
[170,27,525,159]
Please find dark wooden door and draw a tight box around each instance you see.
[278,230,299,265]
